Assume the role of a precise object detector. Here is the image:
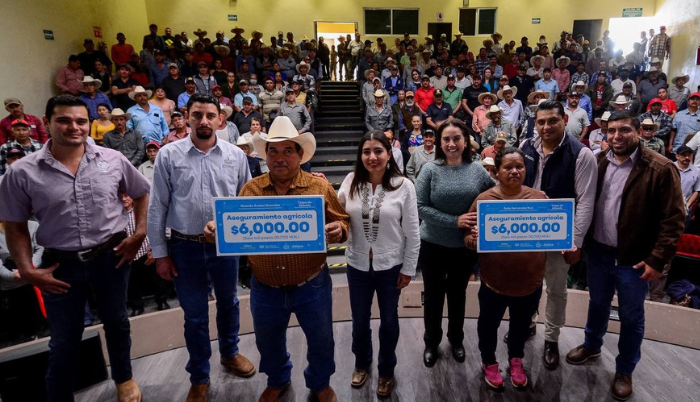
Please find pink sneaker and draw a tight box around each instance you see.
[482,362,504,389]
[509,358,528,388]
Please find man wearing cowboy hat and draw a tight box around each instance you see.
[564,92,590,140]
[569,80,593,122]
[103,108,145,166]
[497,85,523,130]
[348,32,364,79]
[471,91,497,138]
[553,56,571,100]
[590,111,611,155]
[365,89,393,135]
[482,105,516,148]
[637,66,666,111]
[520,90,549,139]
[203,115,349,402]
[0,98,49,144]
[126,86,169,144]
[639,118,665,155]
[450,33,467,57]
[235,135,262,178]
[670,92,700,154]
[0,119,42,175]
[527,55,545,80]
[294,61,316,92]
[149,94,255,402]
[638,97,673,143]
[78,76,110,121]
[669,74,690,110]
[214,104,240,144]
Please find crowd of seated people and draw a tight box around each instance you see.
[0,22,698,354]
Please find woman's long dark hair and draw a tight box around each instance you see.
[434,119,473,164]
[349,130,404,199]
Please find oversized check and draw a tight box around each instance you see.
[477,199,575,253]
[213,195,326,256]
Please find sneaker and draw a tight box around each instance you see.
[508,358,528,388]
[482,362,504,389]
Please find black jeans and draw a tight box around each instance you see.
[127,253,169,310]
[477,283,542,364]
[420,240,475,347]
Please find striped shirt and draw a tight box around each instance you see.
[126,209,150,261]
[147,135,252,258]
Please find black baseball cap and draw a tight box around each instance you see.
[677,145,694,155]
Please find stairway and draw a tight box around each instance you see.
[312,80,364,272]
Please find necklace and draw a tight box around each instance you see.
[361,184,385,244]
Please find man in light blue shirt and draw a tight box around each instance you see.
[670,93,700,153]
[177,77,197,113]
[233,80,259,112]
[535,69,559,100]
[126,86,169,143]
[147,94,255,398]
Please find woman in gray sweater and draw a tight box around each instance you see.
[415,119,495,367]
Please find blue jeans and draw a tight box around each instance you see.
[250,266,335,392]
[41,250,132,402]
[169,238,240,384]
[347,264,402,377]
[583,240,648,375]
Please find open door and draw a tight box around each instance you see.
[573,19,603,45]
[427,23,452,44]
[315,22,358,80]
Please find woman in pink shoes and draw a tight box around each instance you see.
[464,147,547,389]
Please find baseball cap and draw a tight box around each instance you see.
[185,77,195,84]
[7,147,25,158]
[405,91,415,97]
[677,145,693,155]
[146,140,161,149]
[495,132,508,143]
[239,79,250,85]
[285,87,295,94]
[168,63,179,69]
[424,129,436,137]
[212,85,221,91]
[447,74,455,80]
[4,98,21,107]
[421,74,430,81]
[434,89,443,97]
[171,111,184,119]
[242,96,254,104]
[10,119,29,127]
[689,92,700,99]
[648,98,663,105]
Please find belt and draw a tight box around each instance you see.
[268,267,324,289]
[46,232,127,262]
[171,230,209,243]
[590,239,618,254]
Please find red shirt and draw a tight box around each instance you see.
[414,86,436,113]
[111,43,135,66]
[0,114,49,144]
[193,52,213,66]
[503,64,519,80]
[647,98,677,115]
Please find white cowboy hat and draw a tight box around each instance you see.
[128,86,152,100]
[220,104,233,119]
[364,69,377,80]
[252,116,316,164]
[530,55,545,66]
[571,80,588,92]
[236,135,253,154]
[648,66,659,73]
[81,76,102,88]
[609,95,632,108]
[469,135,480,150]
[108,108,131,121]
[485,105,504,119]
[527,90,550,104]
[672,74,689,85]
[478,92,498,105]
[556,56,571,68]
[640,118,660,131]
[214,45,230,56]
[373,89,387,98]
[497,85,518,100]
[594,111,612,126]
[295,61,310,74]
[480,157,495,167]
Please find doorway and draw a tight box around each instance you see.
[315,22,358,80]
[572,19,602,45]
[608,17,658,55]
[427,23,452,44]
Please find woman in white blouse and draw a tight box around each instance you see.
[338,130,421,398]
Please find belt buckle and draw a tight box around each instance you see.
[77,249,93,262]
[197,235,207,243]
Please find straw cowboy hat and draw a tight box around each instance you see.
[231,27,245,34]
[108,108,131,121]
[594,111,611,126]
[469,135,480,150]
[220,104,233,119]
[672,74,690,85]
[236,135,254,154]
[485,105,504,119]
[497,85,518,100]
[640,118,660,131]
[480,157,495,167]
[214,45,230,56]
[527,90,550,104]
[530,55,545,66]
[252,116,316,164]
[193,29,208,36]
[478,92,498,105]
[80,76,102,88]
[373,89,386,98]
[609,95,632,108]
[571,80,587,92]
[128,86,152,100]
[295,61,310,74]
[556,56,571,68]
[364,69,378,80]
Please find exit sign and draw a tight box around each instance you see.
[532,18,541,24]
[228,14,238,21]
[622,8,642,17]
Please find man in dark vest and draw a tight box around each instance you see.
[518,100,598,370]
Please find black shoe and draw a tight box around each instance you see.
[451,344,466,363]
[131,307,144,317]
[157,301,171,311]
[423,345,439,367]
[543,341,560,370]
[503,326,537,343]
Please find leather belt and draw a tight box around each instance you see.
[46,232,127,262]
[268,266,325,289]
[171,229,209,243]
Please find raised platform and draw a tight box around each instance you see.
[74,318,700,402]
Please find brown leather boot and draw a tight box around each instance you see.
[315,386,338,402]
[565,344,601,365]
[115,379,141,402]
[611,373,633,401]
[186,383,209,402]
[351,368,368,388]
[376,377,395,398]
[257,383,290,402]
[221,353,257,377]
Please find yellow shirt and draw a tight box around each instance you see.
[90,120,115,144]
[239,170,350,286]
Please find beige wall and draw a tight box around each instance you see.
[654,0,700,85]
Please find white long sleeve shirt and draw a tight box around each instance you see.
[338,173,420,276]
